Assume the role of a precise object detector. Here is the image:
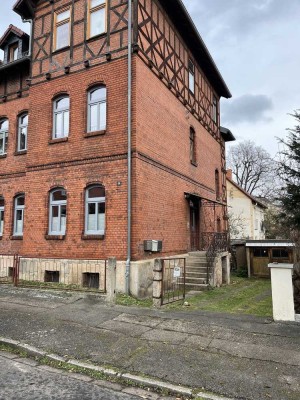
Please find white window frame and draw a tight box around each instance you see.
[188,59,195,94]
[53,96,70,139]
[88,0,107,39]
[13,195,25,237]
[0,119,9,155]
[87,86,107,132]
[49,189,67,235]
[17,113,28,151]
[54,8,71,51]
[85,186,106,235]
[0,197,4,236]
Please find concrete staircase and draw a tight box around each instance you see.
[184,251,209,291]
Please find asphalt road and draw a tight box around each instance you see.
[0,353,159,400]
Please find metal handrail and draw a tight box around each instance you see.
[202,232,229,285]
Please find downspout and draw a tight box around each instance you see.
[125,0,132,295]
[22,19,33,57]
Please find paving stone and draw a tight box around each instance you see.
[114,313,162,328]
[122,386,160,399]
[93,379,124,392]
[14,357,39,367]
[99,320,152,337]
[0,351,19,360]
[140,329,188,344]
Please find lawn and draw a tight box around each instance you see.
[116,276,273,317]
[166,275,272,317]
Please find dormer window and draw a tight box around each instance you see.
[9,43,18,61]
[54,9,71,51]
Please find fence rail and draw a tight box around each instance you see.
[161,258,186,305]
[0,254,107,293]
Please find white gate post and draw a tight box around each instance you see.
[268,263,295,322]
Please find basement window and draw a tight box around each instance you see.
[44,270,60,283]
[82,272,99,289]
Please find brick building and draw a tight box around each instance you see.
[0,0,233,295]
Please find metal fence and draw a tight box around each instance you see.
[1,254,107,293]
[161,258,186,305]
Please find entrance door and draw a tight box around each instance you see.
[190,199,200,251]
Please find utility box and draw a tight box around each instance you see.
[144,240,162,252]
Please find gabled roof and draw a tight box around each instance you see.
[158,0,232,99]
[227,177,267,209]
[13,0,232,99]
[0,24,29,49]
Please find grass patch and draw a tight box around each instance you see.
[116,293,153,308]
[167,275,272,317]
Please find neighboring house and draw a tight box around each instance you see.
[227,170,267,240]
[0,0,232,296]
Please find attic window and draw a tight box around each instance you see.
[9,43,18,61]
[188,59,195,94]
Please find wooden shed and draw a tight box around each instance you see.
[246,240,295,278]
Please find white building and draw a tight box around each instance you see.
[226,171,267,240]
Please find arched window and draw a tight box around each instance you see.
[0,119,9,155]
[49,188,67,235]
[85,185,105,235]
[18,113,28,151]
[53,96,70,139]
[0,197,4,236]
[14,194,25,236]
[87,86,106,133]
[215,169,220,201]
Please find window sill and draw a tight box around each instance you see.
[84,130,106,138]
[86,32,107,43]
[52,46,70,55]
[81,234,105,240]
[190,161,198,167]
[14,150,27,156]
[45,235,66,240]
[0,154,7,159]
[49,137,68,145]
[10,235,23,240]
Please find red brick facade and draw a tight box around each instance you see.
[0,0,231,261]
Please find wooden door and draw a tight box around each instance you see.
[190,199,200,251]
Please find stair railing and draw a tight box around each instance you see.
[202,232,229,285]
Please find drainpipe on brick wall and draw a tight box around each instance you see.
[125,0,132,295]
[22,19,33,57]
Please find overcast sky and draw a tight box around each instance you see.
[1,0,299,156]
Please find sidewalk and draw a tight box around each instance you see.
[0,285,299,400]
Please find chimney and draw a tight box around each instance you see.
[226,169,233,180]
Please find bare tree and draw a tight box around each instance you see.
[227,211,246,239]
[227,140,278,197]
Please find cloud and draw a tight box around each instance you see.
[221,94,274,125]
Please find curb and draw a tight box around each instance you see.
[0,337,233,400]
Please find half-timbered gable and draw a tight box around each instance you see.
[135,0,231,140]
